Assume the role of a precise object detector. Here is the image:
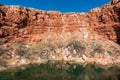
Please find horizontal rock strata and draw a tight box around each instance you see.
[0,0,120,70]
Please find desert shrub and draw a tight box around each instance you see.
[32,40,64,51]
[8,43,29,56]
[107,46,120,56]
[65,40,85,56]
[45,40,65,51]
[30,40,65,58]
[0,61,7,67]
[7,40,65,60]
[38,49,50,59]
[90,44,105,56]
[0,47,7,56]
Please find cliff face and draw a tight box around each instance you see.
[0,0,120,68]
[0,0,120,44]
[88,0,120,44]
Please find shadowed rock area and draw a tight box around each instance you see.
[0,0,120,70]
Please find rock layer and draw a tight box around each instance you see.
[0,0,120,44]
[0,0,120,69]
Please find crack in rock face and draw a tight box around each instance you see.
[111,0,120,4]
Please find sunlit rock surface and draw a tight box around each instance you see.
[0,0,120,70]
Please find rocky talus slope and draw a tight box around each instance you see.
[0,0,120,70]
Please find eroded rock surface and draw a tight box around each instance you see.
[0,0,120,44]
[0,0,120,69]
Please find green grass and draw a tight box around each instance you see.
[0,62,120,80]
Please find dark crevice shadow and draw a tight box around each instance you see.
[115,28,120,45]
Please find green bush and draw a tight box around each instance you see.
[0,47,7,56]
[7,43,30,57]
[90,44,105,56]
[107,46,120,56]
[65,40,85,56]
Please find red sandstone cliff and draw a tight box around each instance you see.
[0,0,120,68]
[0,0,120,45]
